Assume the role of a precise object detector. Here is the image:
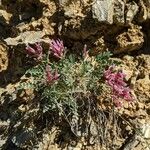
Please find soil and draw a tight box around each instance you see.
[0,0,150,150]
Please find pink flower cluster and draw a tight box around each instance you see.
[45,65,59,84]
[50,39,64,59]
[26,42,43,59]
[104,66,132,107]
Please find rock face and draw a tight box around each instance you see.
[60,0,149,53]
[0,0,150,150]
[0,0,149,54]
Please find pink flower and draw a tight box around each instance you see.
[121,88,132,101]
[104,66,133,107]
[50,39,64,59]
[45,65,59,84]
[26,42,43,59]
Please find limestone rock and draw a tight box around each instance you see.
[59,0,70,5]
[114,25,144,53]
[142,123,150,139]
[126,2,139,24]
[92,0,149,25]
[0,9,12,24]
[89,119,98,144]
[0,43,8,72]
[4,31,45,46]
[144,0,150,19]
[137,54,150,76]
[135,75,150,103]
[138,0,148,22]
[92,0,114,24]
[113,0,125,24]
[35,128,58,150]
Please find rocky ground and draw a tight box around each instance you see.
[0,0,150,149]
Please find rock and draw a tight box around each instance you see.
[142,123,150,139]
[114,25,144,53]
[89,118,98,144]
[93,36,107,54]
[137,54,150,76]
[63,1,85,19]
[92,0,149,25]
[64,9,83,18]
[12,128,36,148]
[0,43,8,72]
[138,0,150,21]
[59,0,70,5]
[126,2,139,24]
[90,119,98,136]
[135,75,150,103]
[0,9,12,24]
[113,0,125,24]
[92,0,114,24]
[4,31,45,46]
[42,18,56,35]
[68,147,81,150]
[0,139,7,149]
[0,120,10,132]
[138,0,148,22]
[35,127,58,150]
